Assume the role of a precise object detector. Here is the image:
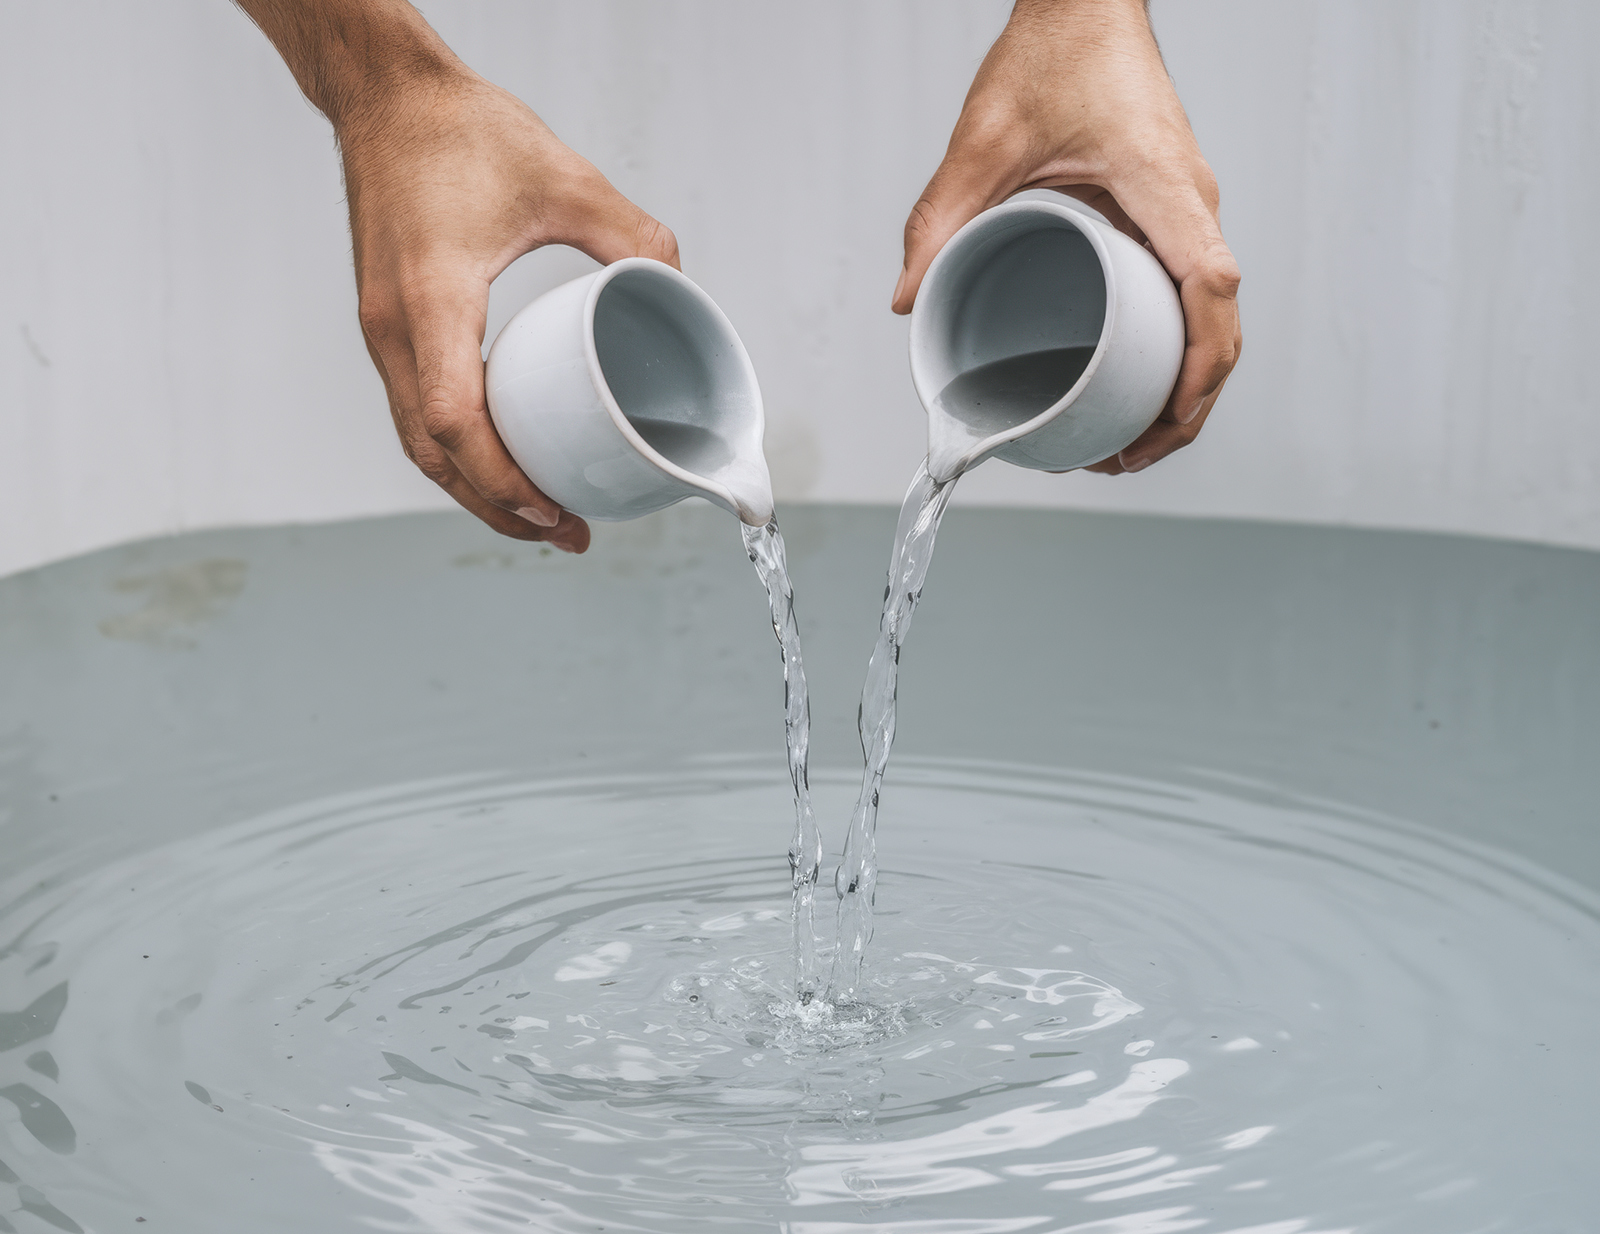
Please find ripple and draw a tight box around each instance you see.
[1,759,1597,1231]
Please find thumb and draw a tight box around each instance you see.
[893,158,996,315]
[557,167,681,271]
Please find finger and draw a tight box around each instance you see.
[404,424,588,552]
[364,278,589,549]
[894,154,1008,315]
[552,161,681,270]
[1106,161,1241,429]
[1097,314,1239,475]
[546,509,591,554]
[1164,257,1242,428]
[405,433,567,545]
[405,274,573,532]
[1116,384,1221,473]
[446,459,590,552]
[1051,185,1148,246]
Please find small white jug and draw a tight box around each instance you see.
[486,257,775,527]
[909,200,1185,484]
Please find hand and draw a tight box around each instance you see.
[894,0,1241,475]
[237,0,680,549]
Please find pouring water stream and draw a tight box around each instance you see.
[829,461,956,999]
[744,362,1071,1002]
[742,517,824,1001]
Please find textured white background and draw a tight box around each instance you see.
[3,1,1597,577]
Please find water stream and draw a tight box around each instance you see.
[744,465,960,1006]
[830,347,1109,998]
[831,462,957,1000]
[743,517,824,1001]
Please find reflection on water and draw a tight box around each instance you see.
[2,759,1597,1231]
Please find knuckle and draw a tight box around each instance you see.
[551,162,617,225]
[419,396,471,451]
[396,271,446,318]
[394,263,474,322]
[960,101,1024,151]
[1203,344,1237,380]
[564,159,611,198]
[904,197,940,246]
[1194,247,1242,299]
[469,470,519,509]
[1123,148,1192,189]
[357,297,398,345]
[637,215,679,265]
[407,441,455,488]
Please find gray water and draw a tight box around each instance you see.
[742,517,824,1000]
[628,416,735,474]
[4,508,1598,1230]
[4,761,1598,1232]
[934,346,1098,435]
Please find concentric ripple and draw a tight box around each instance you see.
[2,759,1597,1232]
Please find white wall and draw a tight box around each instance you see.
[3,1,1597,578]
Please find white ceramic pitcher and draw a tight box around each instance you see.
[486,257,775,528]
[909,200,1185,484]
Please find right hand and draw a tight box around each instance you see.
[892,0,1241,477]
[337,66,679,552]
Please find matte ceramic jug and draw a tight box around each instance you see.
[909,200,1185,484]
[486,257,775,527]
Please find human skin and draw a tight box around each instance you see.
[238,0,1233,547]
[234,0,682,552]
[895,0,1242,474]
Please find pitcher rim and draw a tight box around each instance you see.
[910,199,1120,480]
[581,257,769,523]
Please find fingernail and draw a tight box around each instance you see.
[548,526,583,553]
[517,505,560,528]
[892,268,908,308]
[1177,399,1205,425]
[1120,452,1152,473]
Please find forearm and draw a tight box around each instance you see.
[232,0,462,132]
[1004,0,1155,59]
[1002,0,1158,65]
[1010,0,1149,19]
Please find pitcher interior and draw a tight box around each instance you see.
[592,267,753,479]
[930,215,1109,436]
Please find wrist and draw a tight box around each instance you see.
[1007,0,1151,34]
[1010,0,1148,15]
[239,0,468,137]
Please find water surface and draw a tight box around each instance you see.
[3,759,1596,1232]
[934,346,1099,436]
[4,506,1598,1231]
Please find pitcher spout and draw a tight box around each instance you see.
[732,489,776,528]
[925,407,998,486]
[699,453,775,528]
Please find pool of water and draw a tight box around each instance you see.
[3,505,1598,1232]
